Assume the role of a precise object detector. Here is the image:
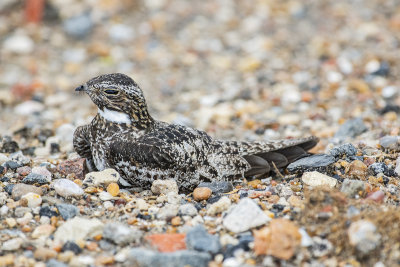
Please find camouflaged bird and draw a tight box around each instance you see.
[73,73,318,191]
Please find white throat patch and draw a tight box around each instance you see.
[98,108,131,124]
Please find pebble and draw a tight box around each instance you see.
[4,160,22,170]
[223,198,270,233]
[366,190,385,203]
[345,160,368,179]
[178,203,198,216]
[103,223,143,245]
[311,237,333,257]
[333,118,368,141]
[57,158,86,180]
[99,191,114,201]
[31,166,52,181]
[22,173,49,185]
[5,217,16,228]
[156,204,179,220]
[14,101,44,116]
[56,203,80,220]
[395,156,400,176]
[287,154,335,173]
[167,192,182,205]
[151,179,179,195]
[301,171,337,188]
[39,206,58,218]
[0,254,14,266]
[145,233,186,252]
[340,179,365,197]
[34,247,58,260]
[254,219,301,260]
[206,196,231,216]
[186,225,221,254]
[62,241,83,254]
[328,143,357,158]
[11,184,43,200]
[31,224,55,238]
[63,13,93,38]
[126,248,211,267]
[348,220,381,255]
[107,182,119,196]
[54,217,104,243]
[21,192,42,208]
[368,162,391,176]
[136,198,149,210]
[3,33,34,54]
[0,153,9,164]
[52,179,84,198]
[0,192,7,205]
[197,181,234,194]
[193,187,212,201]
[16,166,31,176]
[83,168,120,186]
[1,237,23,251]
[379,135,398,149]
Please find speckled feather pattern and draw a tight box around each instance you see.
[74,73,318,191]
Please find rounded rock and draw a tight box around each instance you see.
[193,187,212,201]
[52,179,84,198]
[151,179,178,195]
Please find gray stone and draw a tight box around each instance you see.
[197,181,233,194]
[63,13,93,38]
[333,117,367,141]
[14,207,31,217]
[4,160,22,170]
[223,198,270,233]
[328,143,357,158]
[126,248,211,267]
[186,225,221,254]
[55,203,79,220]
[287,154,335,173]
[368,162,391,176]
[103,223,142,245]
[178,203,198,217]
[156,204,179,220]
[22,173,49,185]
[340,179,365,198]
[379,135,399,149]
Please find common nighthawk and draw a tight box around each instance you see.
[73,73,318,191]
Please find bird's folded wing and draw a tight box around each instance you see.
[108,138,177,169]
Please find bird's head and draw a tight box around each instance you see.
[76,73,153,127]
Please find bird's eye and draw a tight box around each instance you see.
[104,89,119,95]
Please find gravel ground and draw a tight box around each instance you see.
[1,0,400,266]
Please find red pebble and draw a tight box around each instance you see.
[145,233,186,252]
[57,158,86,179]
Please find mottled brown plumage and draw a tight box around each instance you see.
[73,73,318,191]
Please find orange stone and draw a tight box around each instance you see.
[171,216,181,226]
[107,183,119,197]
[145,233,186,252]
[193,187,212,201]
[254,218,301,260]
[86,241,98,251]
